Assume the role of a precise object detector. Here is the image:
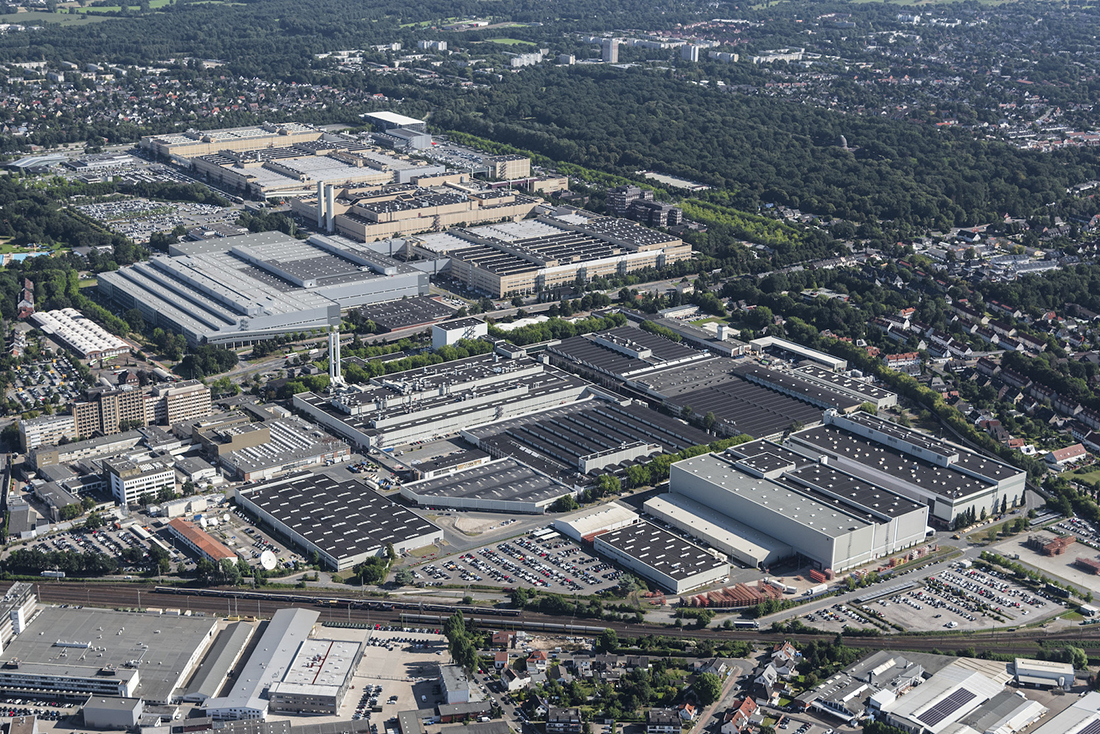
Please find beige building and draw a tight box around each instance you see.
[68,381,213,441]
[290,183,540,242]
[152,380,214,426]
[487,155,531,180]
[74,387,148,438]
[140,122,322,159]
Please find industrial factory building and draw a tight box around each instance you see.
[235,472,442,571]
[662,438,929,573]
[787,411,1027,526]
[293,352,589,450]
[98,231,427,346]
[290,181,539,243]
[410,215,692,298]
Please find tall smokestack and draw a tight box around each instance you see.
[329,327,343,385]
[316,181,325,229]
[325,185,336,234]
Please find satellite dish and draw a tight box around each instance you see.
[222,513,231,524]
[259,551,277,571]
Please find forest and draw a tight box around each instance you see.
[431,65,1100,232]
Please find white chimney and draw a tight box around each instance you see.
[325,185,336,234]
[316,181,325,229]
[329,327,343,385]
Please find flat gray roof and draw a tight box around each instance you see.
[0,607,216,704]
[203,608,318,715]
[792,425,995,501]
[404,458,566,506]
[596,520,727,581]
[184,622,254,701]
[675,452,875,537]
[238,473,440,561]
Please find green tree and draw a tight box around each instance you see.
[693,672,722,706]
[596,628,619,654]
[394,567,414,586]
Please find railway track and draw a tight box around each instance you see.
[27,582,1100,658]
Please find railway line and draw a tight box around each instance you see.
[27,582,1100,659]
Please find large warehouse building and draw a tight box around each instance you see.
[203,608,319,720]
[0,607,218,704]
[294,352,589,450]
[98,232,428,346]
[593,520,729,594]
[401,458,571,514]
[410,215,693,298]
[462,397,714,482]
[787,411,1026,526]
[235,472,442,570]
[290,181,540,243]
[141,123,323,160]
[665,438,929,573]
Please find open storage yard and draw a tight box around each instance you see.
[993,531,1100,596]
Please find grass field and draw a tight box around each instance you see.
[0,10,114,24]
[1072,467,1100,488]
[77,0,170,13]
[399,16,458,28]
[487,37,535,46]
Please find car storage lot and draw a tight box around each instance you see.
[797,561,1059,634]
[418,529,621,595]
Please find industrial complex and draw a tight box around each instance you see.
[235,472,443,570]
[409,215,693,298]
[293,352,590,450]
[98,231,428,346]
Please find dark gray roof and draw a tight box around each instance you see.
[240,473,440,561]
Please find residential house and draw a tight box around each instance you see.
[527,650,549,673]
[772,641,801,668]
[503,668,531,692]
[720,698,757,734]
[679,704,696,722]
[694,659,729,677]
[494,652,510,671]
[547,708,582,734]
[492,631,515,649]
[883,352,921,376]
[976,357,999,377]
[646,709,680,734]
[753,664,781,704]
[1046,443,1088,468]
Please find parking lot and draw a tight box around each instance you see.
[217,506,306,574]
[797,561,1059,634]
[6,357,87,411]
[74,197,240,243]
[419,530,621,594]
[1054,517,1100,552]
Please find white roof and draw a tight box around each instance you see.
[1014,658,1074,677]
[554,502,638,539]
[884,665,1004,734]
[1031,691,1100,734]
[363,111,425,127]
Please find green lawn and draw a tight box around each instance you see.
[1071,467,1100,488]
[77,0,171,13]
[487,37,536,46]
[0,10,114,24]
[399,16,458,28]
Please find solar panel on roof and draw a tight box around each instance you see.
[1077,720,1100,734]
[917,689,977,727]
